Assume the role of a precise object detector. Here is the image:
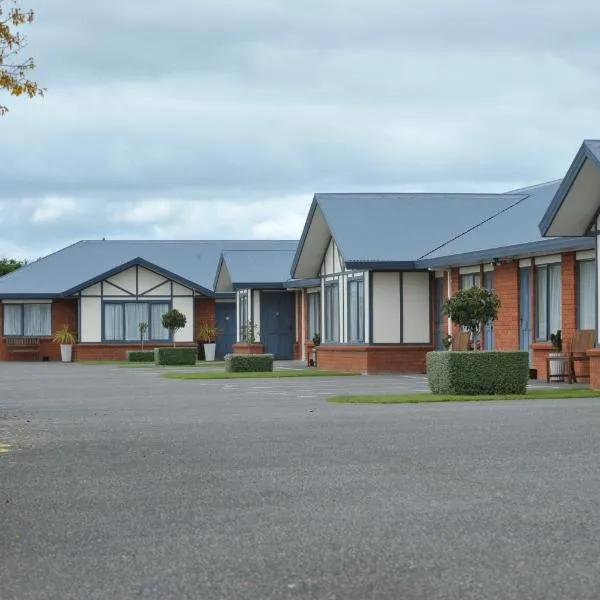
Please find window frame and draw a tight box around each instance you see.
[239,292,249,341]
[577,259,596,330]
[102,300,172,343]
[535,263,562,342]
[324,283,339,343]
[347,278,365,343]
[459,273,481,289]
[2,303,52,337]
[307,291,321,341]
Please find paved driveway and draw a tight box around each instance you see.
[2,363,600,600]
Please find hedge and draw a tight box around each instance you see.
[426,351,529,395]
[154,347,197,366]
[126,350,155,363]
[225,353,274,372]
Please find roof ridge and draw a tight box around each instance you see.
[503,179,562,194]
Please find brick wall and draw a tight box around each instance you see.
[493,262,520,351]
[75,342,195,361]
[316,344,433,374]
[0,299,78,361]
[194,297,216,337]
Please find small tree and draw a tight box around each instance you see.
[138,322,148,350]
[442,287,500,350]
[161,308,187,347]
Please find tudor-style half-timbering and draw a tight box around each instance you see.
[78,265,195,343]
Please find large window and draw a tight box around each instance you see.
[104,301,170,341]
[347,279,364,342]
[578,260,596,330]
[239,293,249,340]
[536,263,561,341]
[3,303,51,336]
[307,292,320,340]
[460,273,481,289]
[324,284,339,342]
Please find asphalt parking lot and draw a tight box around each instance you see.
[2,363,600,600]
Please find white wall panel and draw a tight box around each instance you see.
[80,296,102,342]
[138,267,168,294]
[372,272,401,343]
[172,296,194,342]
[402,272,430,343]
[252,290,261,341]
[81,283,101,296]
[105,267,136,294]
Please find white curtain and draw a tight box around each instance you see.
[150,303,170,340]
[3,304,22,335]
[536,267,548,340]
[548,264,562,337]
[104,304,123,341]
[125,303,149,341]
[578,261,596,329]
[308,293,320,339]
[348,282,358,342]
[325,285,339,342]
[357,280,364,341]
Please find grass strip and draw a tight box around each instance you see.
[162,370,359,380]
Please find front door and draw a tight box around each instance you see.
[519,267,532,365]
[435,277,446,350]
[215,302,236,359]
[260,292,295,359]
[484,271,495,350]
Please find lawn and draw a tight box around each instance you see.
[163,370,359,380]
[329,389,600,404]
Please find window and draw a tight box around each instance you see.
[347,279,364,342]
[536,263,561,340]
[3,303,51,336]
[103,301,170,341]
[324,284,339,342]
[460,273,481,289]
[578,260,596,330]
[308,292,320,340]
[239,293,248,340]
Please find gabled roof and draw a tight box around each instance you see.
[539,140,600,237]
[214,246,298,292]
[291,192,529,277]
[417,181,593,268]
[0,239,298,298]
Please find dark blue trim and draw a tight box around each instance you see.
[539,141,600,236]
[2,302,51,337]
[101,299,173,343]
[346,277,365,343]
[345,260,417,271]
[213,292,236,300]
[61,257,214,298]
[285,278,322,289]
[0,293,60,299]
[212,253,226,291]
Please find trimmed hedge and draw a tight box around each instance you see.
[427,351,529,395]
[126,350,155,363]
[154,347,197,366]
[225,353,274,373]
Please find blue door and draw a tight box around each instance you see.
[484,271,495,350]
[260,292,295,359]
[519,268,532,365]
[435,277,446,350]
[215,302,236,359]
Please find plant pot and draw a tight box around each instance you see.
[203,342,216,362]
[60,344,73,363]
[548,352,565,381]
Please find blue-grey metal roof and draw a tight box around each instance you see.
[293,192,529,272]
[417,180,594,267]
[539,140,600,236]
[0,240,298,298]
[217,248,297,289]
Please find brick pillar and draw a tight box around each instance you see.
[493,262,520,351]
[588,349,600,389]
[450,268,461,339]
[561,253,577,355]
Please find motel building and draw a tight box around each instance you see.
[1,140,600,386]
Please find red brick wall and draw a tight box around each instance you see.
[561,253,577,355]
[316,344,433,374]
[233,343,264,354]
[0,299,78,361]
[493,262,520,351]
[75,343,195,361]
[194,297,216,338]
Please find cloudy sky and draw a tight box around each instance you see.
[2,0,600,260]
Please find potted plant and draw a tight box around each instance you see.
[310,332,321,367]
[548,329,565,381]
[197,320,221,362]
[52,324,77,362]
[138,322,148,350]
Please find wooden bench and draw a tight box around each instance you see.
[4,337,41,360]
[568,329,595,384]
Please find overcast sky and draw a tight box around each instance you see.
[1,0,599,260]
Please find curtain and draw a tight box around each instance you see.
[104,304,123,341]
[308,293,320,339]
[125,303,149,341]
[325,285,339,342]
[579,261,596,329]
[3,304,22,335]
[548,264,562,337]
[348,282,358,341]
[150,303,170,340]
[357,280,364,341]
[23,304,51,336]
[536,267,548,340]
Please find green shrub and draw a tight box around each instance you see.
[126,350,155,363]
[225,353,274,372]
[154,347,197,366]
[427,351,529,395]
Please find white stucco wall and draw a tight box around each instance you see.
[252,290,261,342]
[172,296,194,342]
[372,272,401,343]
[321,238,343,276]
[402,272,430,343]
[80,296,102,342]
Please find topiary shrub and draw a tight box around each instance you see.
[126,350,155,363]
[225,353,273,372]
[427,351,529,395]
[154,347,196,366]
